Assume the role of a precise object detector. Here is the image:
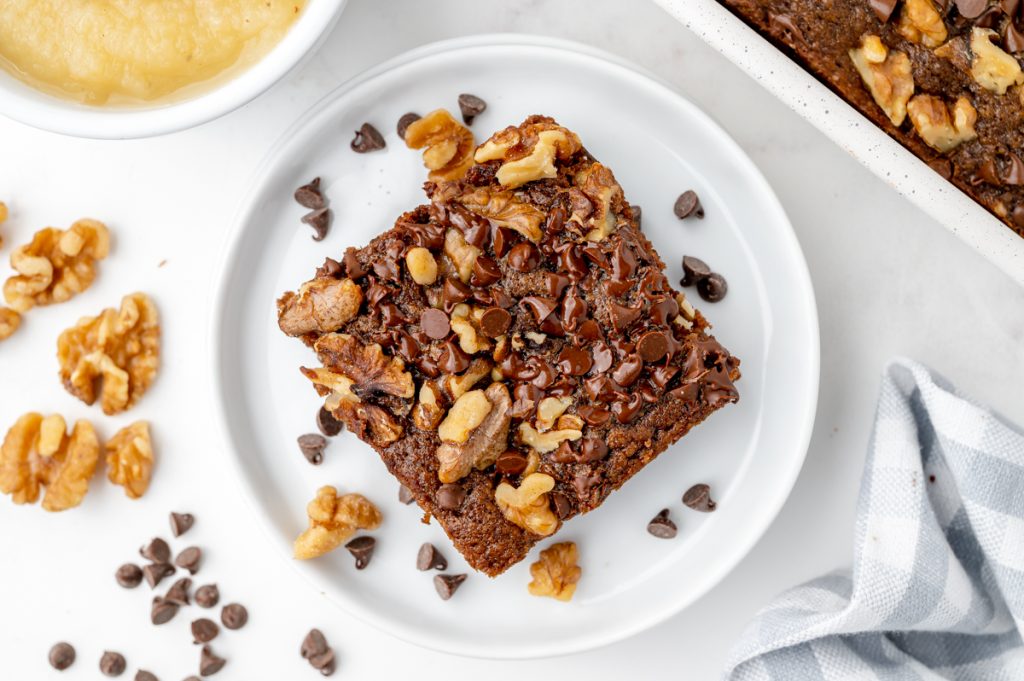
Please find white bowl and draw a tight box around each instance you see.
[0,0,347,139]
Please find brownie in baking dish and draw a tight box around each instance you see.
[720,0,1024,239]
[277,113,740,576]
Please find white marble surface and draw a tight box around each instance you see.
[1,1,1022,679]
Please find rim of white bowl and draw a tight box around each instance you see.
[0,0,347,140]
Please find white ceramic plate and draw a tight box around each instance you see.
[211,34,819,659]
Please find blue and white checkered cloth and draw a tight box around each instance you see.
[725,358,1024,680]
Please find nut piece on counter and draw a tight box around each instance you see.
[849,35,915,126]
[527,541,581,602]
[294,485,382,560]
[897,0,947,48]
[277,277,363,337]
[57,292,160,415]
[474,117,582,188]
[969,27,1024,94]
[3,218,110,313]
[494,472,559,536]
[0,306,20,341]
[436,382,511,483]
[403,109,476,181]
[907,95,978,153]
[105,421,154,500]
[0,413,100,511]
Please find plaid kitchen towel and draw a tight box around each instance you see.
[725,358,1024,681]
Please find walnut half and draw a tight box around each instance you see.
[436,382,511,483]
[277,277,363,337]
[494,472,559,536]
[474,117,583,188]
[528,542,581,602]
[907,95,978,153]
[849,35,915,126]
[294,485,382,560]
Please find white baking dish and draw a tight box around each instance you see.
[655,0,1024,285]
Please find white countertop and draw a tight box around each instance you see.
[2,1,1023,679]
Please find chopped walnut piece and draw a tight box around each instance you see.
[849,35,915,126]
[294,485,382,560]
[494,472,559,536]
[474,118,583,188]
[518,422,583,454]
[528,542,581,602]
[969,28,1024,94]
[314,333,414,399]
[897,0,947,48]
[405,247,439,285]
[438,389,492,444]
[444,357,493,400]
[57,292,160,415]
[0,307,20,341]
[449,304,490,354]
[3,219,110,313]
[457,187,546,243]
[277,277,363,337]
[302,366,405,447]
[443,229,480,283]
[536,397,572,432]
[105,421,153,500]
[907,95,978,153]
[412,381,445,431]
[403,109,476,181]
[0,413,100,511]
[576,163,626,242]
[436,382,511,483]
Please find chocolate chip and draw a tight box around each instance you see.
[436,483,466,510]
[398,484,416,505]
[681,255,711,286]
[297,433,328,465]
[550,491,573,519]
[457,93,487,125]
[420,308,450,339]
[302,207,331,241]
[434,574,467,600]
[637,331,669,363]
[417,543,448,571]
[507,242,540,272]
[580,437,609,462]
[169,512,194,537]
[631,204,642,229]
[175,547,201,575]
[151,596,179,625]
[697,272,728,302]
[674,190,704,220]
[195,584,220,609]
[557,346,593,375]
[134,671,158,681]
[647,509,678,538]
[868,0,898,21]
[608,301,642,332]
[611,354,643,387]
[140,538,170,563]
[142,563,175,589]
[294,177,325,209]
[955,0,988,18]
[495,449,529,475]
[350,122,385,152]
[520,295,559,324]
[301,629,329,660]
[310,650,336,676]
[471,255,502,286]
[682,483,717,512]
[344,536,376,569]
[220,603,248,630]
[396,112,421,139]
[479,307,512,338]
[342,247,365,279]
[191,618,219,644]
[199,646,226,676]
[316,405,344,437]
[49,642,75,670]
[116,563,143,588]
[100,651,126,677]
[165,577,192,605]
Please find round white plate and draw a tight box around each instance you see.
[211,34,819,659]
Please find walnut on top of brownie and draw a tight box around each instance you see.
[277,113,740,576]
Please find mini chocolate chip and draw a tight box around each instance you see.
[165,577,192,605]
[294,177,325,210]
[199,646,226,676]
[479,307,512,338]
[434,574,467,600]
[551,491,573,519]
[611,354,643,387]
[507,241,540,272]
[681,255,711,286]
[221,603,248,630]
[311,650,336,676]
[191,618,219,644]
[301,629,329,659]
[317,406,344,437]
[116,563,143,588]
[637,331,669,362]
[682,483,717,512]
[135,671,158,681]
[169,512,194,537]
[350,122,385,152]
[297,433,328,465]
[175,547,201,575]
[345,536,376,569]
[697,272,728,302]
[100,651,126,677]
[471,255,502,286]
[140,538,171,563]
[302,207,331,241]
[142,563,175,589]
[152,596,179,625]
[495,449,529,475]
[398,484,416,505]
[343,247,365,279]
[396,112,421,139]
[674,190,704,219]
[49,642,75,670]
[420,308,450,339]
[195,584,220,609]
[457,93,487,125]
[647,509,678,538]
[417,543,448,571]
[557,346,593,375]
[436,483,466,510]
[316,256,342,279]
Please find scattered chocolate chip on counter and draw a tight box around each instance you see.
[294,177,325,210]
[151,596,179,625]
[48,642,75,671]
[646,509,678,539]
[301,207,331,242]
[681,255,712,287]
[195,584,220,609]
[135,670,158,681]
[116,563,143,589]
[433,573,467,601]
[344,536,376,570]
[191,618,219,645]
[169,512,194,537]
[220,603,248,630]
[674,190,704,219]
[416,543,448,571]
[297,433,328,465]
[697,272,728,303]
[682,483,717,512]
[396,112,421,140]
[301,628,337,677]
[174,547,201,575]
[164,577,191,606]
[99,651,126,677]
[435,483,465,510]
[398,484,415,505]
[142,562,175,589]
[316,406,343,437]
[199,645,226,676]
[140,538,170,563]
[457,93,487,125]
[350,122,385,153]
